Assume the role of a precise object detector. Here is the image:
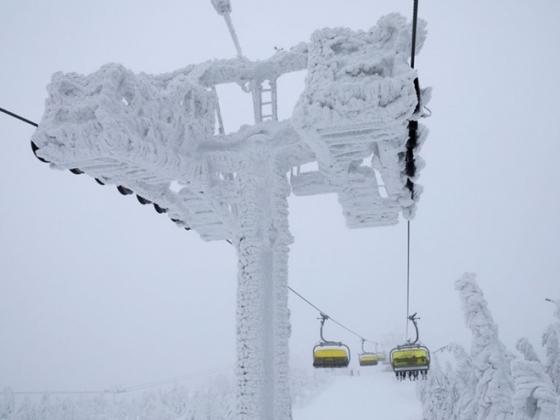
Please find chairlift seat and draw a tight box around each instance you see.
[376,352,386,362]
[313,345,350,368]
[390,345,430,372]
[358,353,379,366]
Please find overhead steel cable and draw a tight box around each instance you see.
[287,286,323,314]
[404,0,421,341]
[410,0,419,70]
[406,221,411,338]
[287,286,374,344]
[0,107,38,128]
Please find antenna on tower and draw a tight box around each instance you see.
[211,0,244,58]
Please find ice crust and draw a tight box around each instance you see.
[293,14,429,225]
[32,14,428,239]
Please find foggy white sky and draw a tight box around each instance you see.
[1,0,559,393]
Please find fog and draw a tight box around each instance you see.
[1,0,559,393]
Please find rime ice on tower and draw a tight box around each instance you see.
[30,12,429,420]
[293,14,430,225]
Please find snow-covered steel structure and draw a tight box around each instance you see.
[30,12,429,420]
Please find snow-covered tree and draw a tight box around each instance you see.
[290,366,332,410]
[2,368,333,420]
[420,277,560,420]
[0,388,15,420]
[512,338,558,420]
[543,298,560,394]
[448,343,477,420]
[516,338,541,363]
[455,272,514,420]
[419,357,457,420]
[419,343,475,420]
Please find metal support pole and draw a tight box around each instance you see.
[223,13,244,58]
[235,155,292,420]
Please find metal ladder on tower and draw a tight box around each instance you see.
[252,79,278,123]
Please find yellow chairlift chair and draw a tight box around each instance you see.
[313,314,351,368]
[390,313,430,380]
[358,339,380,366]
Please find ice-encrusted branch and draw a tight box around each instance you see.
[419,342,477,420]
[512,358,558,420]
[545,298,560,321]
[517,338,541,363]
[542,306,560,394]
[513,337,558,419]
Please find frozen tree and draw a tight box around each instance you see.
[543,298,560,394]
[420,279,560,420]
[517,338,541,363]
[159,384,190,417]
[290,367,332,409]
[512,338,558,420]
[13,397,31,420]
[419,343,476,420]
[455,272,514,420]
[3,368,332,420]
[0,388,15,420]
[447,343,477,420]
[550,299,560,321]
[419,357,457,420]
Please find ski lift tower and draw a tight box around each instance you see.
[29,2,429,419]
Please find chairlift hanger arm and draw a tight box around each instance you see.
[408,313,420,345]
[318,314,334,344]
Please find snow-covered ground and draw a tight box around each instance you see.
[0,367,425,420]
[294,369,421,420]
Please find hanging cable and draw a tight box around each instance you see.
[287,286,374,344]
[406,221,411,338]
[287,286,323,314]
[410,0,419,70]
[404,0,421,342]
[0,107,38,128]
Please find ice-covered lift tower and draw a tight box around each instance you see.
[30,2,429,418]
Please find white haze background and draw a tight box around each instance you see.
[0,0,559,396]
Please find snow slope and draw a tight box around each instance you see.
[294,369,422,420]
